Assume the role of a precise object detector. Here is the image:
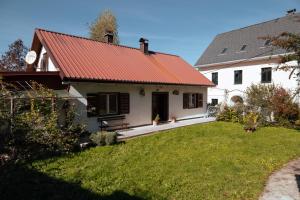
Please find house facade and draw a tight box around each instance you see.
[195,11,300,106]
[4,28,213,132]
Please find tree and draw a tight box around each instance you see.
[0,39,28,71]
[89,10,120,44]
[262,32,300,96]
[262,32,300,77]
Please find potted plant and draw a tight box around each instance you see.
[171,116,176,123]
[243,112,259,133]
[153,114,160,126]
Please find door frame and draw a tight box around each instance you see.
[151,92,169,122]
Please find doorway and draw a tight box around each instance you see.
[152,92,169,122]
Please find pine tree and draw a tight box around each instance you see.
[89,10,120,44]
[0,39,28,71]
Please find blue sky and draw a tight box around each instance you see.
[0,0,299,65]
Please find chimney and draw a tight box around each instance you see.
[104,31,114,43]
[139,38,149,54]
[286,9,296,15]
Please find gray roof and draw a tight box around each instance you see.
[195,13,300,67]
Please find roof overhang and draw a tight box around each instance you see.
[0,71,66,90]
[63,77,215,87]
[195,53,293,70]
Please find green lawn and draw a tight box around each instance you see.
[2,122,300,200]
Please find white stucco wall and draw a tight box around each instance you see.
[67,82,208,132]
[36,47,58,72]
[198,60,299,105]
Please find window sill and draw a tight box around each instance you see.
[261,81,272,84]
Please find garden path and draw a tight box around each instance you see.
[260,158,300,200]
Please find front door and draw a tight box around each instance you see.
[152,92,169,122]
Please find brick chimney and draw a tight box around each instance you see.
[104,31,114,43]
[139,38,149,54]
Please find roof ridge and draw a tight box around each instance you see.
[35,28,179,57]
[217,12,300,36]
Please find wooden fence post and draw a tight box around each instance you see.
[10,97,14,134]
[51,97,55,113]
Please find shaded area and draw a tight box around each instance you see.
[0,164,145,200]
[296,174,300,192]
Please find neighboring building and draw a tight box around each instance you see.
[1,28,213,132]
[195,11,300,106]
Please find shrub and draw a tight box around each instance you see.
[217,104,243,123]
[89,131,117,146]
[245,84,275,121]
[0,81,86,162]
[271,87,299,122]
[245,84,299,126]
[105,132,117,145]
[90,131,106,146]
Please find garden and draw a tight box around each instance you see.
[217,83,300,132]
[1,122,300,200]
[1,82,300,200]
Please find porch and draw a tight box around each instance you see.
[117,117,216,140]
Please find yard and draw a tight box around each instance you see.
[1,121,300,200]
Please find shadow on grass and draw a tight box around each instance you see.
[0,164,145,200]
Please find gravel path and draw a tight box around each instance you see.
[259,158,300,200]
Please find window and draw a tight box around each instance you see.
[41,52,49,71]
[183,93,203,109]
[87,93,130,117]
[211,99,218,106]
[261,67,272,83]
[87,94,98,117]
[212,72,218,85]
[264,39,271,46]
[220,48,228,54]
[234,70,242,84]
[240,45,247,51]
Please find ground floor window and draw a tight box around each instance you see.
[211,99,218,106]
[183,93,203,109]
[87,93,129,117]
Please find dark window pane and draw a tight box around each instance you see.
[109,94,118,114]
[183,93,189,109]
[264,40,271,46]
[212,72,218,85]
[221,48,227,54]
[98,94,107,115]
[197,93,203,108]
[119,93,130,114]
[234,70,242,84]
[211,99,218,106]
[87,94,98,117]
[240,45,247,51]
[261,67,272,83]
[190,94,197,108]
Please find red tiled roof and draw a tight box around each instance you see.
[34,29,214,86]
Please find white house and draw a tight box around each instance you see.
[195,11,300,106]
[3,28,213,132]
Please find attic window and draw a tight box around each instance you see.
[41,52,49,71]
[240,45,247,51]
[264,39,271,46]
[220,48,228,54]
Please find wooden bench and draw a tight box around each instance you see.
[98,115,129,131]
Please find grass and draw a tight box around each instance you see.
[2,122,300,200]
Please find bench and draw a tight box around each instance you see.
[98,115,129,131]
